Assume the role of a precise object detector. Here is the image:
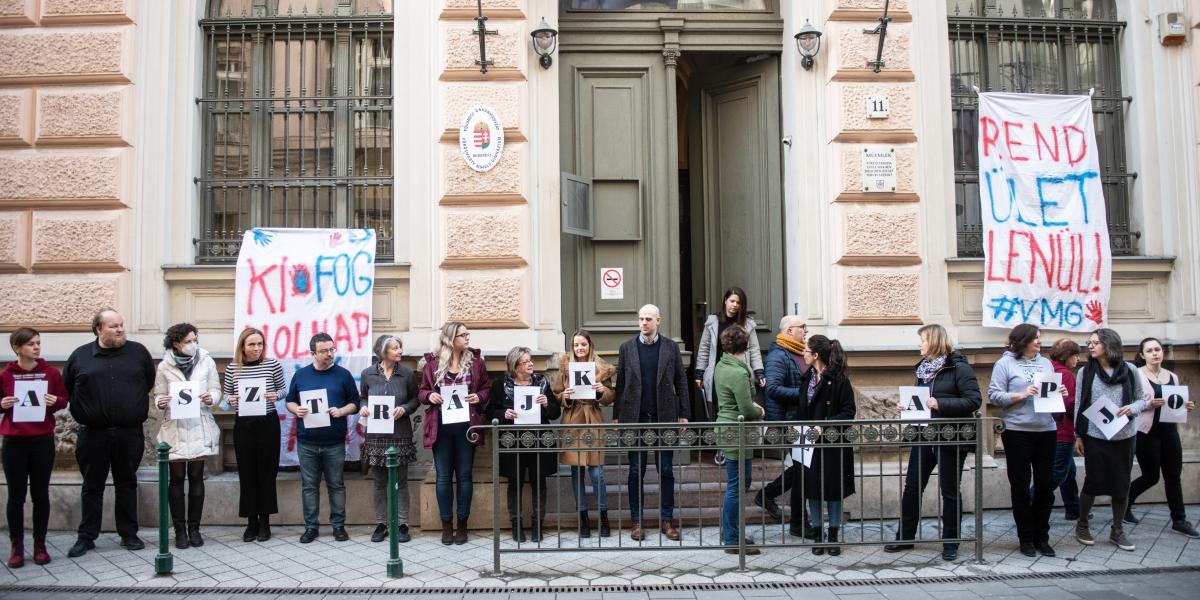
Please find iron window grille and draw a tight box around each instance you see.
[197,0,393,263]
[948,0,1136,257]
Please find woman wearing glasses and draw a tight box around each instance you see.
[988,323,1057,558]
[419,322,491,545]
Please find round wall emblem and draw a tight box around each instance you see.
[458,105,505,172]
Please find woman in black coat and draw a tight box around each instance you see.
[885,324,982,561]
[792,334,856,556]
[487,346,561,543]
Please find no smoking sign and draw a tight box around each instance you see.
[600,267,624,300]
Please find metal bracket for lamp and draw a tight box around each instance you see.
[863,0,892,73]
[473,0,497,74]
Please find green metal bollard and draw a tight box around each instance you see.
[385,446,403,578]
[154,442,173,575]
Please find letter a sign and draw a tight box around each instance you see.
[440,384,470,425]
[12,380,47,423]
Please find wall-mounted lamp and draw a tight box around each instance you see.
[794,19,823,71]
[531,18,559,69]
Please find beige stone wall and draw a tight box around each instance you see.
[0,0,136,331]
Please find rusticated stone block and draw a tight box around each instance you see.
[844,272,919,319]
[0,149,127,205]
[444,24,521,70]
[31,210,123,266]
[0,0,35,26]
[445,275,523,324]
[836,84,915,131]
[442,145,522,196]
[0,28,131,84]
[442,83,521,132]
[855,387,902,420]
[841,145,916,193]
[836,0,910,10]
[37,86,130,144]
[42,0,133,23]
[445,210,522,257]
[834,22,912,72]
[0,90,33,146]
[0,273,121,327]
[844,211,918,256]
[0,211,26,269]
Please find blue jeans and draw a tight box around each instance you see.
[1052,441,1080,515]
[628,448,675,523]
[722,458,752,545]
[571,466,608,512]
[808,499,842,529]
[433,424,475,522]
[297,442,346,530]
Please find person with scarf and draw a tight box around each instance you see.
[488,347,561,542]
[358,334,420,543]
[988,323,1057,557]
[885,324,981,561]
[1074,328,1147,552]
[1126,337,1197,538]
[151,323,222,550]
[757,315,811,535]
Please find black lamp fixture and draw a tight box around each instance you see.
[530,17,558,69]
[794,19,823,71]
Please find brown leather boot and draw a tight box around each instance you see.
[660,520,681,541]
[630,521,645,541]
[453,518,469,545]
[440,520,453,545]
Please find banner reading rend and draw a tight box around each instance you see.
[978,92,1111,332]
[234,228,375,465]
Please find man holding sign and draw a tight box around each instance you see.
[1073,329,1147,552]
[285,333,359,544]
[0,328,68,567]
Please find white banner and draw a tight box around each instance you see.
[978,92,1111,332]
[234,228,375,466]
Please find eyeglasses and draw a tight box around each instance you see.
[455,332,470,338]
[518,359,534,366]
[1085,340,1100,347]
[314,348,335,355]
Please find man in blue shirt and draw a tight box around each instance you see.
[285,333,358,543]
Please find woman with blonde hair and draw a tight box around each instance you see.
[418,322,491,545]
[551,329,615,538]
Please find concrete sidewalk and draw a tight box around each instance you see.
[0,504,1196,592]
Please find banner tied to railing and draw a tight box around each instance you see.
[977,92,1112,332]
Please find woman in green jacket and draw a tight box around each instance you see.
[715,326,765,554]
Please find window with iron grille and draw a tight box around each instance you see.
[948,0,1136,257]
[198,0,393,263]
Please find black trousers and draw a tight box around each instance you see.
[762,462,801,501]
[76,426,144,541]
[898,444,969,545]
[168,460,205,528]
[2,437,55,540]
[506,456,549,522]
[1129,426,1185,521]
[233,414,280,517]
[1001,429,1056,544]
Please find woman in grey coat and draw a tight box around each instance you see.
[694,287,764,420]
[358,335,420,543]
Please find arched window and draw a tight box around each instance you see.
[198,0,393,262]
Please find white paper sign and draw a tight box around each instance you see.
[237,377,269,417]
[569,362,597,400]
[790,426,814,467]
[367,395,396,435]
[1033,372,1066,413]
[169,381,202,421]
[899,386,932,420]
[1082,398,1128,440]
[299,389,330,429]
[600,267,624,300]
[1160,385,1189,424]
[514,385,542,425]
[11,380,48,423]
[440,384,471,425]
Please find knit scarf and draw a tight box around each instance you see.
[774,333,806,356]
[915,355,947,385]
[1075,358,1135,437]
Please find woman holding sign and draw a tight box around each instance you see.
[419,322,491,545]
[1073,328,1147,552]
[551,329,615,538]
[358,334,420,543]
[151,323,222,550]
[988,323,1057,558]
[1126,338,1197,538]
[694,287,765,419]
[0,328,68,567]
[223,327,285,542]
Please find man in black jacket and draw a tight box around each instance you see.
[615,304,690,541]
[63,308,155,557]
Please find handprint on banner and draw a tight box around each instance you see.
[251,229,274,247]
[328,231,344,247]
[290,264,312,296]
[1085,300,1104,325]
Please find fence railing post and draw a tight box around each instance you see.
[386,446,403,578]
[491,419,501,576]
[154,442,173,576]
[975,413,985,563]
[737,416,746,571]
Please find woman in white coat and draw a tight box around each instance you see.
[151,323,221,550]
[694,287,764,420]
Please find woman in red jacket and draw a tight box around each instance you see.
[0,328,68,567]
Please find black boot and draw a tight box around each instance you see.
[827,526,841,556]
[174,523,189,550]
[579,511,591,538]
[599,511,611,538]
[811,527,824,556]
[243,516,259,542]
[256,514,271,542]
[510,518,526,543]
[187,523,203,548]
[530,518,544,543]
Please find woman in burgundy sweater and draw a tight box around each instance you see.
[1047,339,1082,521]
[0,328,69,568]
